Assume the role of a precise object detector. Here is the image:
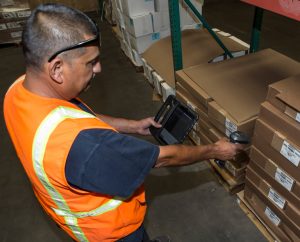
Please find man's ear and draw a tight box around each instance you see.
[48,58,64,84]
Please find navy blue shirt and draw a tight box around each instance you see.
[65,99,159,198]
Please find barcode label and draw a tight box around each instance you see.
[225,118,237,135]
[0,23,7,30]
[296,113,300,123]
[268,188,286,209]
[17,10,31,18]
[10,31,22,38]
[265,207,281,226]
[280,140,300,167]
[1,12,17,19]
[6,21,22,29]
[275,168,294,191]
[187,101,196,111]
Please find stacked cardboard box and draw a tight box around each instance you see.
[245,74,300,241]
[174,49,300,190]
[111,0,203,67]
[0,0,30,44]
[142,28,249,94]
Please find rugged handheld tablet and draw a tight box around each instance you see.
[150,95,199,145]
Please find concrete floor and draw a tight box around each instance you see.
[0,1,299,241]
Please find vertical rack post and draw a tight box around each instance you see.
[250,7,264,53]
[184,0,233,58]
[169,0,183,71]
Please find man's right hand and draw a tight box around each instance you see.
[213,138,244,161]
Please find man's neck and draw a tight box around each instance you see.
[23,69,63,99]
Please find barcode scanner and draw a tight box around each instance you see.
[215,131,250,167]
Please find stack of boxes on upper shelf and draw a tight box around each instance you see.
[245,74,300,241]
[175,49,300,192]
[111,0,203,67]
[0,0,31,44]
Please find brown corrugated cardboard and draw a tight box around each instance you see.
[266,75,300,124]
[253,118,300,179]
[175,88,210,132]
[249,146,300,209]
[176,82,207,113]
[244,185,299,242]
[246,165,300,227]
[0,0,29,9]
[0,27,22,43]
[208,100,256,137]
[142,28,249,88]
[245,178,300,238]
[259,101,300,146]
[182,49,300,126]
[176,70,212,110]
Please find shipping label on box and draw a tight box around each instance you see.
[268,188,286,210]
[0,23,6,30]
[265,207,281,226]
[249,146,300,210]
[246,169,300,236]
[244,186,300,242]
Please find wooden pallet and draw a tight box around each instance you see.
[208,159,245,195]
[236,191,280,242]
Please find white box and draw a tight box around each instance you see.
[131,48,143,67]
[161,82,175,102]
[123,13,153,37]
[129,32,161,54]
[154,0,169,11]
[151,12,162,32]
[152,72,165,95]
[121,0,155,17]
[144,64,154,85]
[116,0,123,11]
[116,8,125,28]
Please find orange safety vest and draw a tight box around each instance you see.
[4,75,147,242]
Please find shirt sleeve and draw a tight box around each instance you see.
[65,128,159,198]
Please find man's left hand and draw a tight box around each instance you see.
[135,117,161,135]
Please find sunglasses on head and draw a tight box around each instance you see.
[48,32,100,62]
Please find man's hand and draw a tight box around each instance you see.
[213,138,244,161]
[135,117,161,135]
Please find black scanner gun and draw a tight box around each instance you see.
[215,131,250,167]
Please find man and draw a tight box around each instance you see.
[3,4,243,242]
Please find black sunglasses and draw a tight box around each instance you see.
[48,33,100,62]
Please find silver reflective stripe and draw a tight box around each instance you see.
[32,106,123,242]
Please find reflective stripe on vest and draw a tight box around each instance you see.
[32,106,123,242]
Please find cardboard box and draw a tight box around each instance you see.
[0,7,30,19]
[181,49,300,131]
[121,0,155,17]
[123,13,153,38]
[246,165,300,226]
[259,102,300,147]
[0,27,22,43]
[161,82,175,102]
[253,117,300,174]
[266,74,300,124]
[143,28,249,88]
[249,146,300,208]
[207,100,256,138]
[176,82,208,115]
[176,70,212,110]
[0,0,29,9]
[152,71,164,95]
[129,32,161,54]
[244,185,299,242]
